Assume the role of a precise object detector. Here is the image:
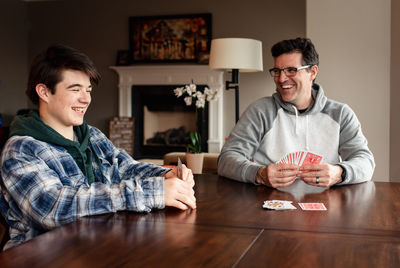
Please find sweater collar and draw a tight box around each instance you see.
[10,110,97,184]
[272,83,327,115]
[10,110,89,148]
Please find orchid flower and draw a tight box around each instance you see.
[173,83,219,154]
[184,96,192,106]
[173,87,184,97]
[196,98,205,108]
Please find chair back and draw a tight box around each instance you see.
[0,126,8,152]
[0,212,9,250]
[0,126,9,250]
[163,152,219,174]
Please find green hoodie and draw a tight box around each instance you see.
[10,110,100,185]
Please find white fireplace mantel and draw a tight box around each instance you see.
[110,65,224,153]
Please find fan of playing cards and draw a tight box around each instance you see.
[277,151,322,166]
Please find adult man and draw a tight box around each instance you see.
[218,37,375,188]
[0,44,196,250]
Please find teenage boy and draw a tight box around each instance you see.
[0,44,196,250]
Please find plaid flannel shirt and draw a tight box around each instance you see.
[0,126,167,250]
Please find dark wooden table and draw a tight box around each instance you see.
[1,174,399,267]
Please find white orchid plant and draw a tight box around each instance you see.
[173,83,218,153]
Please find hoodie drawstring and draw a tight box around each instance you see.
[293,105,310,151]
[293,106,299,135]
[305,115,310,151]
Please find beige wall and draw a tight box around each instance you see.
[0,0,29,126]
[307,0,391,181]
[3,0,393,181]
[391,1,400,182]
[23,0,305,137]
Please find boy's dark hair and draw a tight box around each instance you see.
[26,44,101,105]
[271,37,319,66]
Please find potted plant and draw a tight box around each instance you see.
[187,131,202,154]
[174,83,218,173]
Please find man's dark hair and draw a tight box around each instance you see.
[271,37,319,66]
[26,44,101,105]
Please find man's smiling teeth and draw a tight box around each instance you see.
[72,107,85,112]
[282,85,293,89]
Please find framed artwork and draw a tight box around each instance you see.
[116,50,131,66]
[129,13,212,64]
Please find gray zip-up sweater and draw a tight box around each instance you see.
[218,83,375,185]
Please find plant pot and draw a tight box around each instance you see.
[185,152,204,174]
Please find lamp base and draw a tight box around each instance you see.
[225,69,240,123]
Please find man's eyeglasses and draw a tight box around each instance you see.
[269,65,311,77]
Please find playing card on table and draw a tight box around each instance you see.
[298,202,327,211]
[263,200,297,210]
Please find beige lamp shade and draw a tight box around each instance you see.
[209,38,263,72]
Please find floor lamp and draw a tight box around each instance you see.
[209,38,263,123]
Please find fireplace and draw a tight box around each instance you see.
[132,84,209,159]
[110,65,224,158]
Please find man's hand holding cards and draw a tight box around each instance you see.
[277,151,343,187]
[276,151,323,187]
[256,151,323,189]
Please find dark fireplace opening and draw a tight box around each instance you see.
[146,126,190,146]
[132,85,208,159]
